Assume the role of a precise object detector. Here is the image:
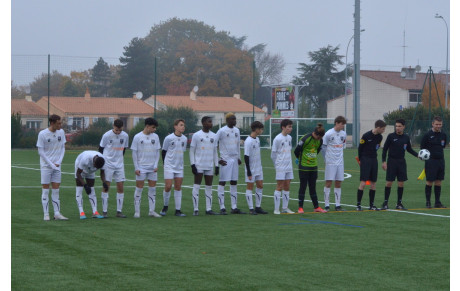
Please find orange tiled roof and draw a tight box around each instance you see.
[11,99,48,116]
[155,95,264,113]
[37,96,154,115]
[361,70,449,90]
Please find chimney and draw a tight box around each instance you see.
[233,94,240,99]
[190,91,197,101]
[84,87,91,100]
[25,95,33,102]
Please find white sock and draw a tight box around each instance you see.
[192,184,200,211]
[163,191,171,207]
[205,185,213,211]
[246,189,254,209]
[134,187,143,213]
[41,188,49,214]
[217,184,225,209]
[282,190,290,209]
[174,190,182,210]
[255,187,263,208]
[324,187,331,207]
[101,192,109,212]
[76,187,84,213]
[335,188,342,207]
[51,188,61,215]
[148,187,156,212]
[117,193,124,212]
[230,185,238,209]
[274,190,281,211]
[89,188,98,213]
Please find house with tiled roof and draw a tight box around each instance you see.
[35,89,154,131]
[327,69,449,139]
[144,92,266,129]
[11,96,48,130]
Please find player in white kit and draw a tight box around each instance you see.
[190,116,219,215]
[321,116,347,211]
[244,121,268,215]
[74,150,106,219]
[160,119,188,217]
[216,113,245,215]
[271,119,295,214]
[99,119,129,218]
[36,114,68,221]
[131,118,162,218]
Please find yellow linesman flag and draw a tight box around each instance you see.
[417,168,426,180]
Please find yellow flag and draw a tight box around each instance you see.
[417,169,426,180]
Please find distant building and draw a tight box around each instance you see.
[11,96,48,130]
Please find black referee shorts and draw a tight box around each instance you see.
[386,158,407,182]
[360,156,378,182]
[425,158,445,181]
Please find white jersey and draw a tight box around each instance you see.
[244,136,262,176]
[216,125,241,160]
[131,131,161,172]
[271,133,293,172]
[162,133,187,172]
[75,150,105,175]
[190,130,218,170]
[99,129,129,169]
[322,128,346,165]
[36,128,66,168]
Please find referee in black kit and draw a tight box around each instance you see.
[356,120,387,211]
[420,116,448,208]
[381,119,419,210]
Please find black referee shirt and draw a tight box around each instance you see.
[358,130,383,160]
[382,132,418,162]
[420,130,448,159]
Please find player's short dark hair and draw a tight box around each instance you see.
[433,116,443,123]
[114,119,123,128]
[375,119,387,128]
[201,116,212,124]
[395,119,405,126]
[280,119,293,129]
[251,121,264,131]
[94,156,105,169]
[49,114,61,124]
[314,123,325,137]
[334,116,347,125]
[174,119,185,126]
[145,117,158,127]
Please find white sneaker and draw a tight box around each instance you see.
[134,212,140,218]
[44,214,50,221]
[54,213,69,220]
[281,208,295,214]
[149,211,162,218]
[274,210,280,215]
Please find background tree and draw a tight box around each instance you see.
[293,45,345,117]
[90,57,112,97]
[421,78,449,108]
[248,43,285,85]
[11,112,22,148]
[11,81,28,99]
[29,71,66,101]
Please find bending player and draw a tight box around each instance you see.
[190,116,219,215]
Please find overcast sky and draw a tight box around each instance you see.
[11,0,451,85]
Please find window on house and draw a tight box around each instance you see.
[243,116,254,129]
[26,120,41,129]
[72,117,83,130]
[409,91,421,103]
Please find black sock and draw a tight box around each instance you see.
[434,186,441,204]
[357,189,364,205]
[369,189,376,206]
[384,186,391,202]
[397,187,404,204]
[298,193,305,208]
[425,185,432,203]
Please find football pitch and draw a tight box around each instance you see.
[11,148,450,290]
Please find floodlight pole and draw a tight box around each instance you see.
[352,0,361,147]
[154,56,157,118]
[435,14,449,109]
[47,54,50,126]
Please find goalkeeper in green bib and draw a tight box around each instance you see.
[294,123,327,213]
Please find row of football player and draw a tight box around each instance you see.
[37,113,447,221]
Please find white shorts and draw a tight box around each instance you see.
[75,166,96,180]
[41,167,61,184]
[164,170,183,180]
[135,171,158,181]
[275,171,294,181]
[245,172,263,183]
[324,164,344,181]
[104,167,126,183]
[197,168,213,176]
[219,158,239,182]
